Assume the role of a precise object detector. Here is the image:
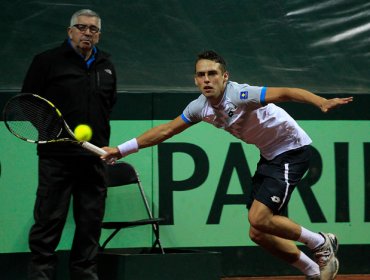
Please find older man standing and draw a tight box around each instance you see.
[22,9,117,280]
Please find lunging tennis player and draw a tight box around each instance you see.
[101,50,352,280]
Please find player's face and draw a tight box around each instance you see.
[68,15,101,56]
[194,59,229,104]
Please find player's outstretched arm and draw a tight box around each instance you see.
[101,115,190,162]
[136,115,190,148]
[265,87,353,113]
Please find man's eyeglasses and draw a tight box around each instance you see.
[72,24,100,34]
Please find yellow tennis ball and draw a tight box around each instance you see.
[74,124,93,141]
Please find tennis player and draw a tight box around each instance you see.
[101,50,352,280]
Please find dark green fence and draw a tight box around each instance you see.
[1,0,369,93]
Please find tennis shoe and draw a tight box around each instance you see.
[313,232,339,280]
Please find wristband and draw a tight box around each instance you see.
[118,138,139,157]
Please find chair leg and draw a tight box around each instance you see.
[100,228,121,250]
[151,223,164,254]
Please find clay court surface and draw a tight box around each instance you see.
[222,276,370,280]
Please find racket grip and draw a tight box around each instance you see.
[81,141,107,156]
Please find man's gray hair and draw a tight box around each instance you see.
[70,9,101,30]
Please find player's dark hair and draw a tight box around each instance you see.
[195,50,227,73]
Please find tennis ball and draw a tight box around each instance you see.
[74,124,93,141]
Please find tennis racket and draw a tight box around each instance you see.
[3,93,106,156]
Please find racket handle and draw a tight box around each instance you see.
[81,141,107,156]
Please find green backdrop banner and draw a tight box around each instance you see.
[0,119,369,252]
[1,0,369,93]
[154,121,370,247]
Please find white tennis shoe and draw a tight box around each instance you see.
[313,232,339,280]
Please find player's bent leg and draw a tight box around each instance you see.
[249,226,300,263]
[248,200,302,241]
[249,226,319,278]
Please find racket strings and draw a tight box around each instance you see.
[4,95,63,141]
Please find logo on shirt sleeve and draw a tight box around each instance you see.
[240,91,248,100]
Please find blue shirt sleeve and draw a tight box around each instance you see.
[260,87,267,106]
[181,113,192,124]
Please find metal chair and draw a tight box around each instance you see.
[100,161,164,254]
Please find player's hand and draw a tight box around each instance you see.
[101,146,122,164]
[320,97,353,113]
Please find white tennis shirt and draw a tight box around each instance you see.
[181,81,312,160]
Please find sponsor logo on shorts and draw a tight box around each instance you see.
[271,196,281,203]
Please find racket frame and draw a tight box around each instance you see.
[3,93,106,156]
